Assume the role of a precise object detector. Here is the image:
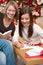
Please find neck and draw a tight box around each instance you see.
[3,17,13,28]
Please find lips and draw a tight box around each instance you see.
[23,22,29,25]
[9,14,14,17]
[7,13,14,19]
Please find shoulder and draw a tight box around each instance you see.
[13,20,19,27]
[0,12,4,18]
[33,23,41,28]
[0,13,4,22]
[13,19,19,25]
[33,23,43,31]
[0,13,4,24]
[15,23,19,29]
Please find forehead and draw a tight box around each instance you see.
[21,13,29,18]
[7,5,15,10]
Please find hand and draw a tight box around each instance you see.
[7,35,12,41]
[14,42,24,48]
[27,40,41,46]
[3,34,12,41]
[17,43,24,48]
[27,42,34,46]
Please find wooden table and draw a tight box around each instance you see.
[13,45,43,65]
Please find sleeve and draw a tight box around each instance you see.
[34,24,43,38]
[12,24,19,44]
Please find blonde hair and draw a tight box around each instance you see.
[4,1,19,20]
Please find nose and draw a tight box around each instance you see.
[10,11,13,14]
[23,19,26,22]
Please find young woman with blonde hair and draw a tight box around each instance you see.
[0,1,19,65]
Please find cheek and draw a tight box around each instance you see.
[13,12,16,16]
[6,10,9,14]
[28,18,30,22]
[21,19,30,23]
[21,20,24,24]
[6,11,9,16]
[12,10,16,16]
[28,20,30,23]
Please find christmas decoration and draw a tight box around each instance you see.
[0,0,43,16]
[0,0,6,3]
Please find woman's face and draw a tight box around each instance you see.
[6,5,16,19]
[21,13,30,27]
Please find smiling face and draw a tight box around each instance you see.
[21,13,30,27]
[6,5,16,19]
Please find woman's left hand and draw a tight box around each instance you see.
[4,34,12,41]
[7,35,12,40]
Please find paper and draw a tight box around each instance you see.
[26,46,43,56]
[20,44,38,49]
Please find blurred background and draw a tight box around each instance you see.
[0,0,43,28]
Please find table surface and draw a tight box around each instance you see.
[14,44,43,65]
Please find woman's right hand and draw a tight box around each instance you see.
[13,42,24,48]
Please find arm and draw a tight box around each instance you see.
[12,24,24,48]
[34,24,43,38]
[18,36,27,44]
[12,24,19,44]
[27,24,43,46]
[29,24,43,45]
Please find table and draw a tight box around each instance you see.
[13,45,43,65]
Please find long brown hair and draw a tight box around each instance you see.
[19,6,33,38]
[4,1,19,21]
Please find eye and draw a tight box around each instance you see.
[25,18,29,20]
[21,18,24,20]
[8,9,11,11]
[7,9,16,12]
[12,10,16,12]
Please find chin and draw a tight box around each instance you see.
[23,24,29,27]
[7,16,13,19]
[8,17,13,20]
